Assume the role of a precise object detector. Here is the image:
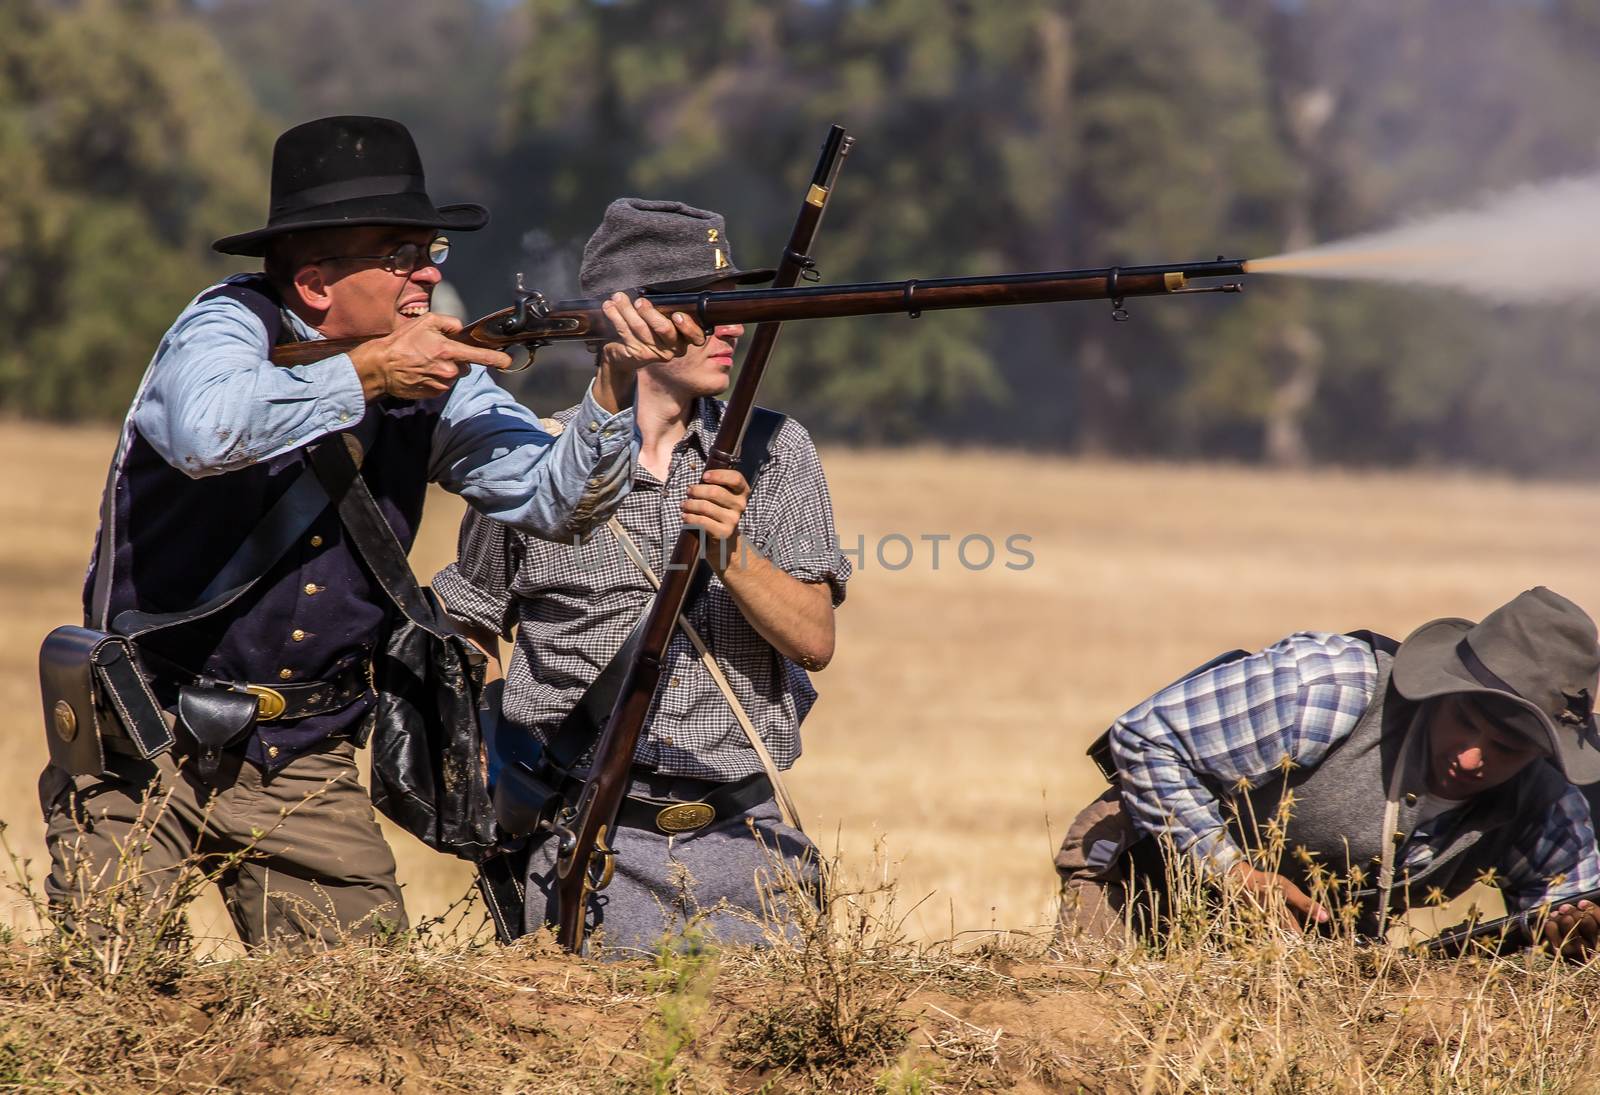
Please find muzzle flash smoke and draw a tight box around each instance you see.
[1246,173,1600,307]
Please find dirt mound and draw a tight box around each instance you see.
[5,926,1599,1093]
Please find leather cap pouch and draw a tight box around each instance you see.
[177,684,259,782]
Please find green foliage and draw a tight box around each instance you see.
[6,0,1600,472]
[0,0,271,420]
[640,930,718,1093]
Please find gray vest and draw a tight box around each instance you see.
[1230,647,1570,923]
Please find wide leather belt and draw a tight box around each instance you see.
[613,773,774,835]
[228,658,372,722]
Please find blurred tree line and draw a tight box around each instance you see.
[4,0,1600,473]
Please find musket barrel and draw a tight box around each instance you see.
[272,258,1247,367]
[614,259,1245,328]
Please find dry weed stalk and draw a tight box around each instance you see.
[4,775,356,996]
[722,840,917,1087]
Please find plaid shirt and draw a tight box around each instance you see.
[1109,631,1600,910]
[432,397,849,781]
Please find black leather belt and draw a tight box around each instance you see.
[613,773,773,835]
[101,657,372,761]
[220,657,372,722]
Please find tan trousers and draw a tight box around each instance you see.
[1054,787,1166,941]
[42,739,406,948]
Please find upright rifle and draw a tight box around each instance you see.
[269,258,1246,369]
[539,124,852,951]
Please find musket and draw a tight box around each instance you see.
[1421,887,1600,957]
[547,125,854,952]
[268,257,1245,369]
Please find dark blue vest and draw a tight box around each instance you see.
[86,277,449,769]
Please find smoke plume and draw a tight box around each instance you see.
[1247,173,1600,306]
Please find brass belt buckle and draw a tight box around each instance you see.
[243,684,287,722]
[655,801,715,833]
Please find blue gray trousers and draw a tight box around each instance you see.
[524,795,819,957]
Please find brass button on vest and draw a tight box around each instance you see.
[278,668,293,680]
[291,629,306,642]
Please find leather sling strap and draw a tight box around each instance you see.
[536,407,787,775]
[1376,715,1424,939]
[306,433,449,637]
[606,517,804,831]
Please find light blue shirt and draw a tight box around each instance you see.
[128,276,637,539]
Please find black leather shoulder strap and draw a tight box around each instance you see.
[113,460,351,638]
[540,406,787,773]
[307,434,449,637]
[1344,629,1402,657]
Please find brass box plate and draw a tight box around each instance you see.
[656,801,716,833]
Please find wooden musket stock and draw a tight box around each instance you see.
[268,258,1246,369]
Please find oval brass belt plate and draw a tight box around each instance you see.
[53,700,78,742]
[244,685,288,721]
[655,801,716,833]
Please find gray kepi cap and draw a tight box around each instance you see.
[1390,586,1600,784]
[579,198,775,296]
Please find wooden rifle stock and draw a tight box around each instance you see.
[268,258,1246,369]
[550,125,854,952]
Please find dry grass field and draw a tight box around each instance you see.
[6,420,1600,947]
[8,420,1600,1091]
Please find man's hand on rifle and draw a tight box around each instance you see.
[682,468,749,567]
[350,313,513,401]
[1225,863,1331,932]
[1536,898,1600,958]
[603,292,706,364]
[594,292,707,412]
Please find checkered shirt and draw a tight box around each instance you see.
[432,397,850,781]
[1109,631,1600,910]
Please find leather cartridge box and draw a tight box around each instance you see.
[38,625,174,775]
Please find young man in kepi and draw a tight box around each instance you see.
[41,117,700,948]
[434,199,851,953]
[1056,587,1600,956]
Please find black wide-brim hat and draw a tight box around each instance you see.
[1391,586,1600,784]
[213,115,488,257]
